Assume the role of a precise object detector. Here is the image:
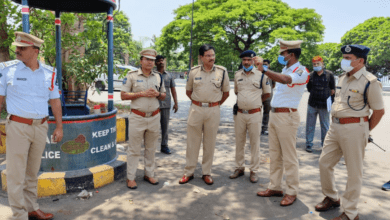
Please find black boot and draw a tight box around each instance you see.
[161,145,171,154]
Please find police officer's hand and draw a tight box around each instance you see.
[52,127,63,142]
[173,103,178,113]
[144,88,159,97]
[253,56,264,70]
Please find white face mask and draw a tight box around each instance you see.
[341,59,354,72]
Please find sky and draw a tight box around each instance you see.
[121,0,390,46]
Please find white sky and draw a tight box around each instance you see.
[121,0,390,46]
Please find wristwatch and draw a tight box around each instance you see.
[262,70,267,74]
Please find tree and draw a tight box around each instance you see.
[0,0,21,62]
[341,17,390,75]
[157,0,324,72]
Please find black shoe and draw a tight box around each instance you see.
[161,146,171,154]
[382,181,390,191]
[306,146,313,153]
[261,130,268,135]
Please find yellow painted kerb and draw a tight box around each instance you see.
[116,117,126,143]
[37,172,66,197]
[117,155,126,162]
[90,165,114,188]
[1,170,7,191]
[0,122,6,154]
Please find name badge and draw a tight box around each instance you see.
[137,80,143,82]
[195,77,202,80]
[17,78,27,81]
[349,89,359,93]
[336,86,342,89]
[238,79,243,81]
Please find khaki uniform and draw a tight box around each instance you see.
[121,69,166,180]
[234,69,271,172]
[319,67,384,220]
[184,65,230,176]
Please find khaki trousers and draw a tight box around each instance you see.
[184,105,220,176]
[127,112,160,180]
[319,119,369,220]
[268,111,300,195]
[6,119,48,220]
[234,112,261,172]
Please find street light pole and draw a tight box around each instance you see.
[188,0,194,72]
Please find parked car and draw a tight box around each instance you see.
[94,65,138,91]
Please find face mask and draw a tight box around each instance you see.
[341,59,354,72]
[243,65,253,72]
[263,65,268,71]
[313,66,322,72]
[278,54,290,65]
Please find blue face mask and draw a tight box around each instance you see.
[313,66,322,72]
[263,65,268,71]
[243,65,253,72]
[278,55,289,65]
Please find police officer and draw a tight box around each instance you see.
[230,50,271,183]
[155,55,178,154]
[261,59,275,135]
[121,49,166,189]
[315,45,385,220]
[0,32,63,220]
[179,44,230,185]
[254,40,310,206]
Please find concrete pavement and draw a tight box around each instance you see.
[1,79,389,220]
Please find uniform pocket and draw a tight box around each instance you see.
[211,79,222,89]
[252,79,261,89]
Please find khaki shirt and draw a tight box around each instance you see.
[186,65,230,103]
[121,68,166,112]
[332,67,384,118]
[234,69,271,110]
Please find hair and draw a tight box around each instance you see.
[263,59,271,65]
[287,48,301,59]
[140,56,144,61]
[356,54,367,64]
[199,44,215,56]
[155,55,165,63]
[33,46,40,52]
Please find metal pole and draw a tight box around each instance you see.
[107,7,114,112]
[21,0,30,33]
[188,0,194,71]
[55,11,62,95]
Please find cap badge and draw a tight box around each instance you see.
[251,54,254,57]
[345,45,352,53]
[16,36,21,42]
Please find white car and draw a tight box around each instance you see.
[94,65,138,91]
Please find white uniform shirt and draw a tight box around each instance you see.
[0,60,60,119]
[271,62,310,109]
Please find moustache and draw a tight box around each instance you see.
[16,52,21,56]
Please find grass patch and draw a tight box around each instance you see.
[1,109,7,119]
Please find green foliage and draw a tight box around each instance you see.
[341,17,390,75]
[0,0,22,61]
[157,0,325,72]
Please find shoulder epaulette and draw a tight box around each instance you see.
[215,65,227,71]
[128,70,138,74]
[191,65,201,70]
[363,71,377,83]
[234,69,244,75]
[41,63,55,71]
[2,60,20,68]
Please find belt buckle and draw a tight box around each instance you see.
[333,117,340,124]
[145,112,153,117]
[201,103,209,107]
[242,110,249,114]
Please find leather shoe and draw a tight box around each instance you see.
[28,209,53,220]
[179,175,194,184]
[202,175,214,185]
[306,146,313,153]
[229,169,244,179]
[257,189,283,197]
[331,212,359,220]
[315,196,340,211]
[127,179,137,189]
[144,176,159,185]
[161,146,171,154]
[249,171,258,183]
[280,194,297,206]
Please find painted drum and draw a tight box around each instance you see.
[41,109,118,172]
